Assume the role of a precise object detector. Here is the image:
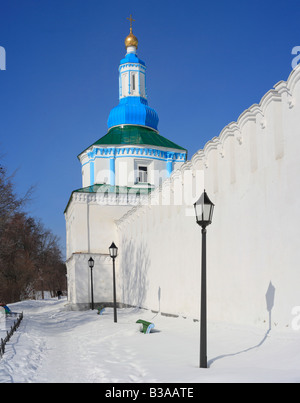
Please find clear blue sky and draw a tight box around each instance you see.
[0,0,299,255]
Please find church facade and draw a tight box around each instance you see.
[65,20,300,329]
[65,22,187,310]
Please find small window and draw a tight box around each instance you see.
[138,166,148,183]
[132,74,136,91]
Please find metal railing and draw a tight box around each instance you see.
[0,312,23,359]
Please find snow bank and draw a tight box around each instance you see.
[0,298,299,383]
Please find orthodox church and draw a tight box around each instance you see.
[65,18,187,310]
[65,18,300,328]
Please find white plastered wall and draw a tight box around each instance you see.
[116,66,300,328]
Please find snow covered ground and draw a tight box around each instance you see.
[0,298,299,383]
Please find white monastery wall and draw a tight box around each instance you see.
[67,253,116,309]
[65,192,142,310]
[116,67,300,328]
[66,199,116,258]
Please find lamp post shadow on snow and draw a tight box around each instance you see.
[208,281,276,368]
[266,281,276,332]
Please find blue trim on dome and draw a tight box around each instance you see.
[107,97,159,131]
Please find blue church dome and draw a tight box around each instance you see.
[107,97,159,131]
[120,52,145,66]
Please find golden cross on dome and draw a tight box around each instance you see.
[127,14,135,32]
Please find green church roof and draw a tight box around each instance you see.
[79,125,187,157]
[73,183,153,195]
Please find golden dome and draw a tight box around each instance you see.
[125,30,138,49]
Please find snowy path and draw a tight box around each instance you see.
[0,298,300,383]
[0,299,155,383]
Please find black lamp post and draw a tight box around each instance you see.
[88,257,95,310]
[194,190,215,369]
[109,242,118,323]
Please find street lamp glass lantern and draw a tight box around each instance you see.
[194,190,215,228]
[88,257,94,269]
[109,242,118,258]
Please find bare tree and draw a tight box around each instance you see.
[0,164,66,303]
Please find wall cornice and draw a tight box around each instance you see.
[67,191,149,210]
